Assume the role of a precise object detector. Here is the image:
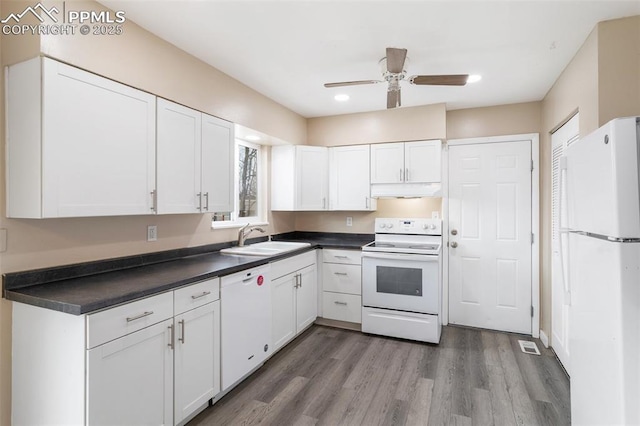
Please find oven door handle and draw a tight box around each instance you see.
[361,252,439,262]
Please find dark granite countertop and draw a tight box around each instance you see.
[3,232,373,315]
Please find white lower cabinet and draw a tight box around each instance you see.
[321,249,362,324]
[87,318,174,425]
[174,301,220,425]
[271,251,318,352]
[12,278,220,426]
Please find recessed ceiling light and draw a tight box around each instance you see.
[467,74,482,84]
[245,135,261,141]
[334,94,350,102]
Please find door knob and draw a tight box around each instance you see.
[451,229,458,236]
[450,242,458,248]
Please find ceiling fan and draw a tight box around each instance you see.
[324,47,469,109]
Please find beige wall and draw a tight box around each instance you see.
[307,103,446,146]
[447,102,542,140]
[597,16,640,125]
[295,198,443,234]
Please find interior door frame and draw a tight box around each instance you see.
[443,133,540,338]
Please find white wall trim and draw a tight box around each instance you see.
[539,329,550,348]
[441,143,449,326]
[446,133,541,338]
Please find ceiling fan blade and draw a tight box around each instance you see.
[324,80,381,88]
[387,90,400,109]
[386,48,407,73]
[410,74,469,86]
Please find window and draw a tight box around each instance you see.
[212,140,265,226]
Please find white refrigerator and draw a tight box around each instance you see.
[562,116,640,425]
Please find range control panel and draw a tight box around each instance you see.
[374,218,442,236]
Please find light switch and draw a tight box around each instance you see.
[346,217,353,227]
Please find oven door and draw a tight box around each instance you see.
[362,251,440,314]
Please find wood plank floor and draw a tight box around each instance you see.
[190,325,570,426]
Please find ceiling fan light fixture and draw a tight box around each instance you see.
[334,94,350,102]
[467,74,482,84]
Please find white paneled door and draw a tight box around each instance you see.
[448,140,533,334]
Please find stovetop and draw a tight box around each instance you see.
[363,217,442,255]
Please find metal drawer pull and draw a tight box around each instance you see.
[178,319,185,344]
[334,272,348,276]
[197,192,202,211]
[191,291,211,300]
[204,192,209,211]
[242,276,254,283]
[126,311,153,322]
[334,255,349,259]
[168,324,175,349]
[334,301,348,306]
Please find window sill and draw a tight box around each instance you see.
[211,221,269,230]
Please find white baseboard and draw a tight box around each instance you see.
[539,329,549,348]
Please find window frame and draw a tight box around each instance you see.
[211,139,267,229]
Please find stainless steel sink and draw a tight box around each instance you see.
[220,241,311,256]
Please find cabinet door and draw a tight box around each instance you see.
[272,273,296,352]
[42,58,156,217]
[174,301,220,425]
[296,264,318,332]
[202,114,234,213]
[87,319,173,426]
[329,145,374,211]
[370,143,404,184]
[295,146,328,210]
[404,140,442,183]
[157,99,202,214]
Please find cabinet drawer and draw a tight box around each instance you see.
[87,292,173,349]
[271,250,316,280]
[174,278,220,314]
[322,292,361,324]
[323,264,361,295]
[323,249,361,265]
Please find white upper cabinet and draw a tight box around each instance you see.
[157,99,202,214]
[370,140,442,197]
[157,99,234,214]
[202,114,234,213]
[329,145,376,211]
[271,145,328,211]
[6,57,156,218]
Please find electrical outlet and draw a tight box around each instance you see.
[346,216,353,227]
[147,225,157,242]
[432,211,440,219]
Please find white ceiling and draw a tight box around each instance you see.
[100,1,640,118]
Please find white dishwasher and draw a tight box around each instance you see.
[221,264,272,390]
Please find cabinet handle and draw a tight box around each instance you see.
[399,168,403,182]
[334,301,348,306]
[178,319,185,344]
[365,197,369,209]
[204,192,209,211]
[334,255,349,259]
[406,168,409,182]
[168,324,175,350]
[322,197,326,209]
[242,276,254,283]
[191,291,211,300]
[126,311,153,322]
[150,190,157,212]
[197,192,202,211]
[334,272,348,276]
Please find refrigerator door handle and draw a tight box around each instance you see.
[558,156,571,305]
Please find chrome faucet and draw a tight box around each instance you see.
[238,223,266,246]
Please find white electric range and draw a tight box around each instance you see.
[361,218,442,343]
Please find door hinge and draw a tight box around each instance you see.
[531,306,534,317]
[531,160,534,172]
[531,233,534,244]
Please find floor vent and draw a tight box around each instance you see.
[518,340,541,355]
